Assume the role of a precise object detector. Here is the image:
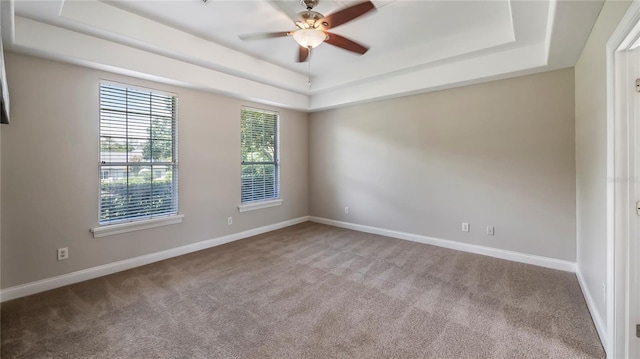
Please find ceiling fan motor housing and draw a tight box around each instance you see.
[296,11,325,29]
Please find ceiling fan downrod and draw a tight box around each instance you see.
[300,0,319,11]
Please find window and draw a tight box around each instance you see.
[99,82,178,224]
[241,107,279,204]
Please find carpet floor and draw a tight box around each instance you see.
[2,222,604,358]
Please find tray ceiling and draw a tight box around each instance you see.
[3,0,604,111]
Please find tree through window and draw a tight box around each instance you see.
[241,107,279,203]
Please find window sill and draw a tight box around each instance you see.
[238,199,283,213]
[90,215,184,238]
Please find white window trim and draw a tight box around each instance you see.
[237,199,283,213]
[90,215,184,238]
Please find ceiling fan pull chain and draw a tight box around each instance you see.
[308,48,312,88]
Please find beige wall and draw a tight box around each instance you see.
[1,53,309,288]
[309,69,576,261]
[3,23,617,295]
[575,0,631,332]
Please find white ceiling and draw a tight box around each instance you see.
[2,0,603,111]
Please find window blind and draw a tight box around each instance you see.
[241,107,279,203]
[99,82,178,224]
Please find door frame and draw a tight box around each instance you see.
[607,1,640,357]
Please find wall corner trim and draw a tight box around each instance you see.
[0,216,310,302]
[308,216,577,272]
[576,267,608,352]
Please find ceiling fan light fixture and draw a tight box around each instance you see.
[293,28,326,48]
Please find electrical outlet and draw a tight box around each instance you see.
[57,247,69,261]
[344,206,349,214]
[227,217,233,225]
[462,223,469,232]
[486,226,495,236]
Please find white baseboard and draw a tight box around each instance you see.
[309,216,577,272]
[576,268,608,351]
[1,216,578,302]
[0,216,309,302]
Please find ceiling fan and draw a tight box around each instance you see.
[239,0,376,62]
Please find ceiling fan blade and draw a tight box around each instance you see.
[324,32,369,55]
[269,0,300,22]
[318,1,375,30]
[298,46,310,62]
[239,31,292,41]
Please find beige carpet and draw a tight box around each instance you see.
[2,222,604,358]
